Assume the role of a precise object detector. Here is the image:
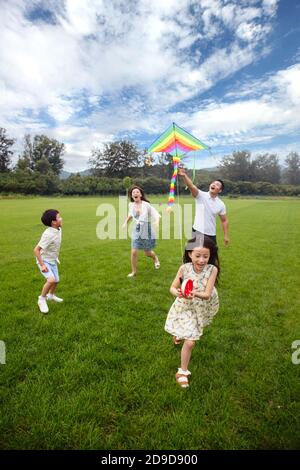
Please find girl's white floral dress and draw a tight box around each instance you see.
[165,263,219,340]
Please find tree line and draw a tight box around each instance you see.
[1,127,300,196]
[219,150,300,185]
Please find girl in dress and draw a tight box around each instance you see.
[165,235,220,388]
[123,186,161,277]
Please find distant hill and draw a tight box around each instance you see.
[60,169,92,179]
[198,167,219,172]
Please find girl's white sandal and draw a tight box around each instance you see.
[154,258,160,269]
[175,369,191,388]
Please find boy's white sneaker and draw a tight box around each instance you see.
[38,296,49,314]
[47,294,63,303]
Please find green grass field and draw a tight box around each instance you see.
[0,195,300,450]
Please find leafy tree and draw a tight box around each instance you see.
[0,128,15,172]
[142,152,174,179]
[253,181,278,195]
[35,157,53,175]
[219,150,253,181]
[158,152,173,179]
[123,176,132,196]
[284,152,300,185]
[252,153,281,183]
[22,134,34,170]
[89,140,142,178]
[22,134,65,174]
[15,155,32,173]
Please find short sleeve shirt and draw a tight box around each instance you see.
[193,190,226,236]
[37,227,62,263]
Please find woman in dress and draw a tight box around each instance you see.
[123,186,160,277]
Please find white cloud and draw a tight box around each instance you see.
[236,22,271,42]
[182,64,300,150]
[273,65,300,105]
[0,0,289,171]
[262,0,279,17]
[59,0,104,36]
[48,97,79,123]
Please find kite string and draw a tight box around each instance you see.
[193,150,196,183]
[176,165,184,259]
[173,122,184,260]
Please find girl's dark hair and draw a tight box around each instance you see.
[41,209,59,227]
[128,186,150,203]
[183,235,220,281]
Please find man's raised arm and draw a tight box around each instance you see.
[178,167,199,198]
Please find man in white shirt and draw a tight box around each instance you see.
[178,168,229,247]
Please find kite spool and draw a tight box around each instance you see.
[180,278,194,297]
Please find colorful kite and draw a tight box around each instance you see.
[147,123,210,208]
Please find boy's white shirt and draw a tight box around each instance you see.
[37,227,62,263]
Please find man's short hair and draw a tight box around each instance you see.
[41,209,59,227]
[216,179,225,191]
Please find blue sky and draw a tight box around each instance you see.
[1,0,300,171]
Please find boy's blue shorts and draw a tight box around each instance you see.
[36,259,60,283]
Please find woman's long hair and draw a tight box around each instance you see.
[128,186,150,203]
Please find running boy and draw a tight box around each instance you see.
[33,209,63,314]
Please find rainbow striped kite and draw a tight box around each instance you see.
[147,123,210,208]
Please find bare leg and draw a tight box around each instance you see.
[41,278,56,297]
[129,248,138,275]
[48,282,58,295]
[145,250,158,262]
[181,340,196,371]
[145,250,155,260]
